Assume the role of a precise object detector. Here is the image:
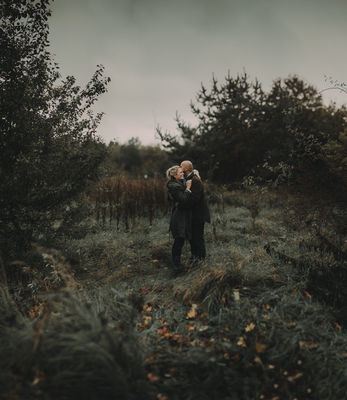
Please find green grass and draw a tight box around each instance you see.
[1,188,346,399]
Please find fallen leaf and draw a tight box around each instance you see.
[334,322,342,330]
[32,371,45,385]
[299,341,318,349]
[256,341,267,353]
[172,334,185,343]
[186,304,198,319]
[303,290,312,299]
[187,324,195,331]
[222,296,227,304]
[151,259,159,263]
[143,315,152,325]
[142,304,153,312]
[237,336,247,348]
[199,325,209,332]
[287,372,303,383]
[147,373,160,382]
[245,322,256,332]
[157,394,168,400]
[157,326,172,339]
[29,305,41,318]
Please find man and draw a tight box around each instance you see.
[180,160,210,263]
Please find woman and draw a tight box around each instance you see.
[166,165,193,275]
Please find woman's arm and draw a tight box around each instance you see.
[168,182,192,205]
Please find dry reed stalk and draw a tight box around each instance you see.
[88,176,168,228]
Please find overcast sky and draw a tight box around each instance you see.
[49,0,347,145]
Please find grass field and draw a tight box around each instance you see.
[1,188,346,400]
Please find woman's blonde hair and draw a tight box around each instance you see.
[166,165,181,180]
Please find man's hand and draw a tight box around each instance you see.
[193,169,201,180]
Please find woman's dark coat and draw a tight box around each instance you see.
[167,179,192,239]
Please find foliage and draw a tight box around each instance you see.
[100,137,170,178]
[321,129,347,187]
[157,72,346,187]
[252,77,346,187]
[0,0,110,258]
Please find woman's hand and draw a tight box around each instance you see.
[186,180,192,190]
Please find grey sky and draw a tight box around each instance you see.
[49,0,347,145]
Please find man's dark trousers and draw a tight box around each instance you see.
[190,219,205,260]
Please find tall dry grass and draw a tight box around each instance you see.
[88,175,169,228]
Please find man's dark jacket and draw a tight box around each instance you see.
[186,174,210,223]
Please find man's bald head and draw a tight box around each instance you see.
[180,160,193,176]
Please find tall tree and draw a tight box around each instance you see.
[158,72,346,185]
[0,0,110,256]
[158,72,269,181]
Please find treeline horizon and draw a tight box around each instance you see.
[101,73,346,191]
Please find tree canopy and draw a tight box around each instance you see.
[158,72,346,186]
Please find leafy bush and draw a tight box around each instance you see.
[0,0,109,259]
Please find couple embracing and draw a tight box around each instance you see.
[166,160,210,275]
